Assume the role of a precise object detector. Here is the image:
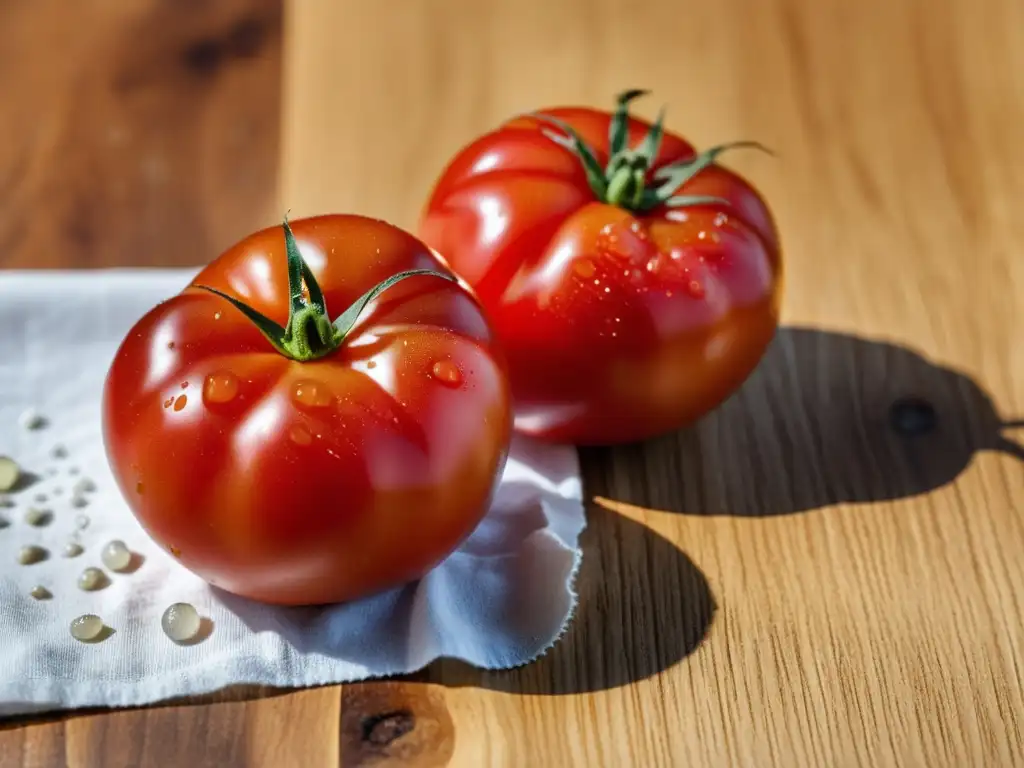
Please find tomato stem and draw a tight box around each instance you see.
[194,219,458,363]
[535,91,774,214]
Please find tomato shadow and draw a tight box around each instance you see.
[585,326,1023,517]
[422,497,716,695]
[215,465,714,696]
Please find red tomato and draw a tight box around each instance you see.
[102,214,511,606]
[420,91,782,445]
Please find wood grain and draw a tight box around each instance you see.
[280,0,1024,765]
[3,0,1024,765]
[0,0,282,269]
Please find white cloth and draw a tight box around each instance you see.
[0,270,585,716]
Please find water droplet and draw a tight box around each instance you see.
[698,231,707,240]
[73,477,96,494]
[289,425,312,446]
[71,494,88,508]
[77,567,108,591]
[51,445,68,459]
[173,395,187,412]
[604,287,611,294]
[666,290,674,298]
[63,542,83,558]
[430,360,462,387]
[34,492,47,503]
[101,540,132,572]
[708,231,721,243]
[686,280,706,299]
[30,585,51,600]
[573,259,596,279]
[714,212,729,227]
[203,371,240,405]
[70,614,106,642]
[19,409,46,430]
[76,513,90,529]
[614,317,621,323]
[214,311,222,320]
[292,380,332,409]
[162,602,203,643]
[24,508,50,526]
[366,360,377,369]
[18,545,47,565]
[646,258,659,274]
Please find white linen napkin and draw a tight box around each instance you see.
[0,270,585,716]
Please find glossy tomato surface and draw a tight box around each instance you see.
[419,97,782,445]
[102,214,511,605]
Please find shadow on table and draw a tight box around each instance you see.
[583,326,1022,517]
[428,500,716,695]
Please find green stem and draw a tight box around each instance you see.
[534,91,771,214]
[605,166,635,206]
[195,220,457,363]
[281,306,338,362]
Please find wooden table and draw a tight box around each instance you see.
[2,0,1023,765]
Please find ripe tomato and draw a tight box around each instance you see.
[419,91,782,445]
[102,214,511,606]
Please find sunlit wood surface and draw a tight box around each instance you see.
[2,0,1022,765]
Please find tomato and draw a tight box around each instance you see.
[419,90,782,445]
[102,214,511,606]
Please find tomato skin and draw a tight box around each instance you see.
[102,214,512,606]
[420,107,782,445]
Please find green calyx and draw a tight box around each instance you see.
[530,90,773,213]
[196,218,455,363]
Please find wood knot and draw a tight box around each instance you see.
[889,396,937,436]
[361,709,415,747]
[181,16,269,75]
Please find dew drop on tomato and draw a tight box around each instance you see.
[203,371,240,405]
[686,280,706,299]
[628,220,649,242]
[573,259,596,279]
[289,425,313,446]
[292,380,332,409]
[646,258,660,274]
[173,395,187,411]
[430,360,462,387]
[714,212,729,227]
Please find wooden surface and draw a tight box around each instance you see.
[0,0,282,269]
[3,0,1024,765]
